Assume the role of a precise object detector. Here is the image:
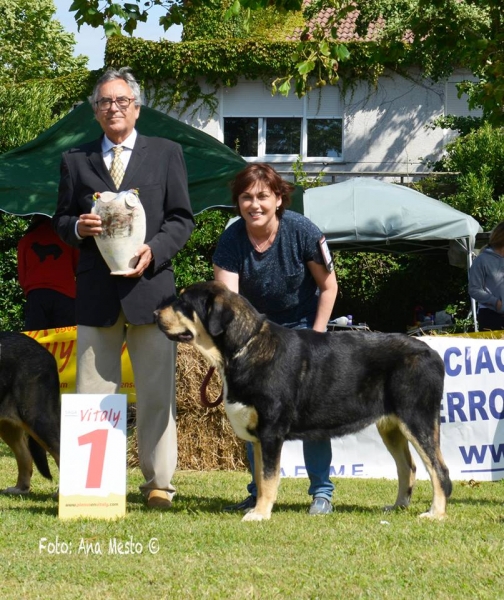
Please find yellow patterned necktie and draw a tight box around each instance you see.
[109,146,125,188]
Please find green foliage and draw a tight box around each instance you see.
[0,71,94,154]
[0,0,96,154]
[0,214,28,331]
[430,124,504,230]
[291,156,325,189]
[105,36,398,116]
[445,301,474,333]
[272,2,354,97]
[0,0,88,84]
[183,0,247,40]
[332,251,469,332]
[0,2,96,332]
[172,209,229,289]
[70,0,304,37]
[181,1,306,49]
[106,36,300,114]
[428,114,483,136]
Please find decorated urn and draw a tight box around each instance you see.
[91,189,146,275]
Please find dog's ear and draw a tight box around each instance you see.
[207,295,233,336]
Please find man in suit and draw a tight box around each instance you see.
[53,67,195,509]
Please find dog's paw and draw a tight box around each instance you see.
[419,509,446,520]
[1,486,30,495]
[241,510,270,522]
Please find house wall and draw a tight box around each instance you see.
[157,68,479,182]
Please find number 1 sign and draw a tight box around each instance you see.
[59,394,127,520]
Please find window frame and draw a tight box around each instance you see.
[222,115,344,162]
[221,83,344,163]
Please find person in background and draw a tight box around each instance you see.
[469,220,504,331]
[53,67,195,509]
[213,163,338,515]
[17,214,79,330]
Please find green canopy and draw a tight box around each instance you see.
[0,102,268,216]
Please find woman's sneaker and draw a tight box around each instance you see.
[308,497,333,515]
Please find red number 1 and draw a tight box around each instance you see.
[78,429,109,488]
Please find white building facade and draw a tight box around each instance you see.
[159,68,481,181]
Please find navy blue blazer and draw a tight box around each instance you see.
[53,133,195,326]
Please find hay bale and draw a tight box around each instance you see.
[127,344,247,471]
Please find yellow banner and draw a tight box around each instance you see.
[23,327,137,403]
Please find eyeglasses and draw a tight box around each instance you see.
[95,96,135,111]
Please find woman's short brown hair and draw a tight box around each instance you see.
[231,163,294,217]
[489,221,504,249]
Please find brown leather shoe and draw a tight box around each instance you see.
[146,489,172,510]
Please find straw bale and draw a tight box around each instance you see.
[127,344,247,471]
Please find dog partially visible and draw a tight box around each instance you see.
[0,332,60,494]
[155,281,452,522]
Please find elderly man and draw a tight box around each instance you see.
[53,67,195,509]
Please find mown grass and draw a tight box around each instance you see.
[0,445,503,600]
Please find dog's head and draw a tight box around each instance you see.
[155,281,265,367]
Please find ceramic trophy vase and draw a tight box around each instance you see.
[91,189,146,275]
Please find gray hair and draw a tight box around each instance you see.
[89,67,143,107]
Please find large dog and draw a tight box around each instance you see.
[0,332,60,494]
[155,281,452,521]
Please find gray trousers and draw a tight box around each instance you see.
[76,311,177,497]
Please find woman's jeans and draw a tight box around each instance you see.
[245,438,334,501]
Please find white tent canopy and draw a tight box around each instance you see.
[303,178,483,327]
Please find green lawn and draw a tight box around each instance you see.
[0,447,503,600]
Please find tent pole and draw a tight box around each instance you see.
[467,248,478,332]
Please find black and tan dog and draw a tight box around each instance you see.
[155,281,452,521]
[0,332,60,494]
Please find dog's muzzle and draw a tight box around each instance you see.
[154,308,194,343]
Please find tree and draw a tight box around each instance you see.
[69,0,303,36]
[0,0,88,84]
[0,0,91,152]
[70,0,504,123]
[0,0,91,332]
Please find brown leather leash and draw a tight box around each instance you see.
[199,366,224,408]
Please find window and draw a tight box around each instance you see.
[222,82,343,161]
[265,118,301,154]
[307,119,342,158]
[224,117,258,156]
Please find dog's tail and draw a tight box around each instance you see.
[28,437,52,480]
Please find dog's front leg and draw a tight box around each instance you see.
[242,439,282,522]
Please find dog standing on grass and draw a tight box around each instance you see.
[156,281,452,522]
[0,332,60,494]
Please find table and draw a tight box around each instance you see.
[407,324,453,336]
[327,322,370,333]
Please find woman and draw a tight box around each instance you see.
[469,220,504,331]
[213,163,338,515]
